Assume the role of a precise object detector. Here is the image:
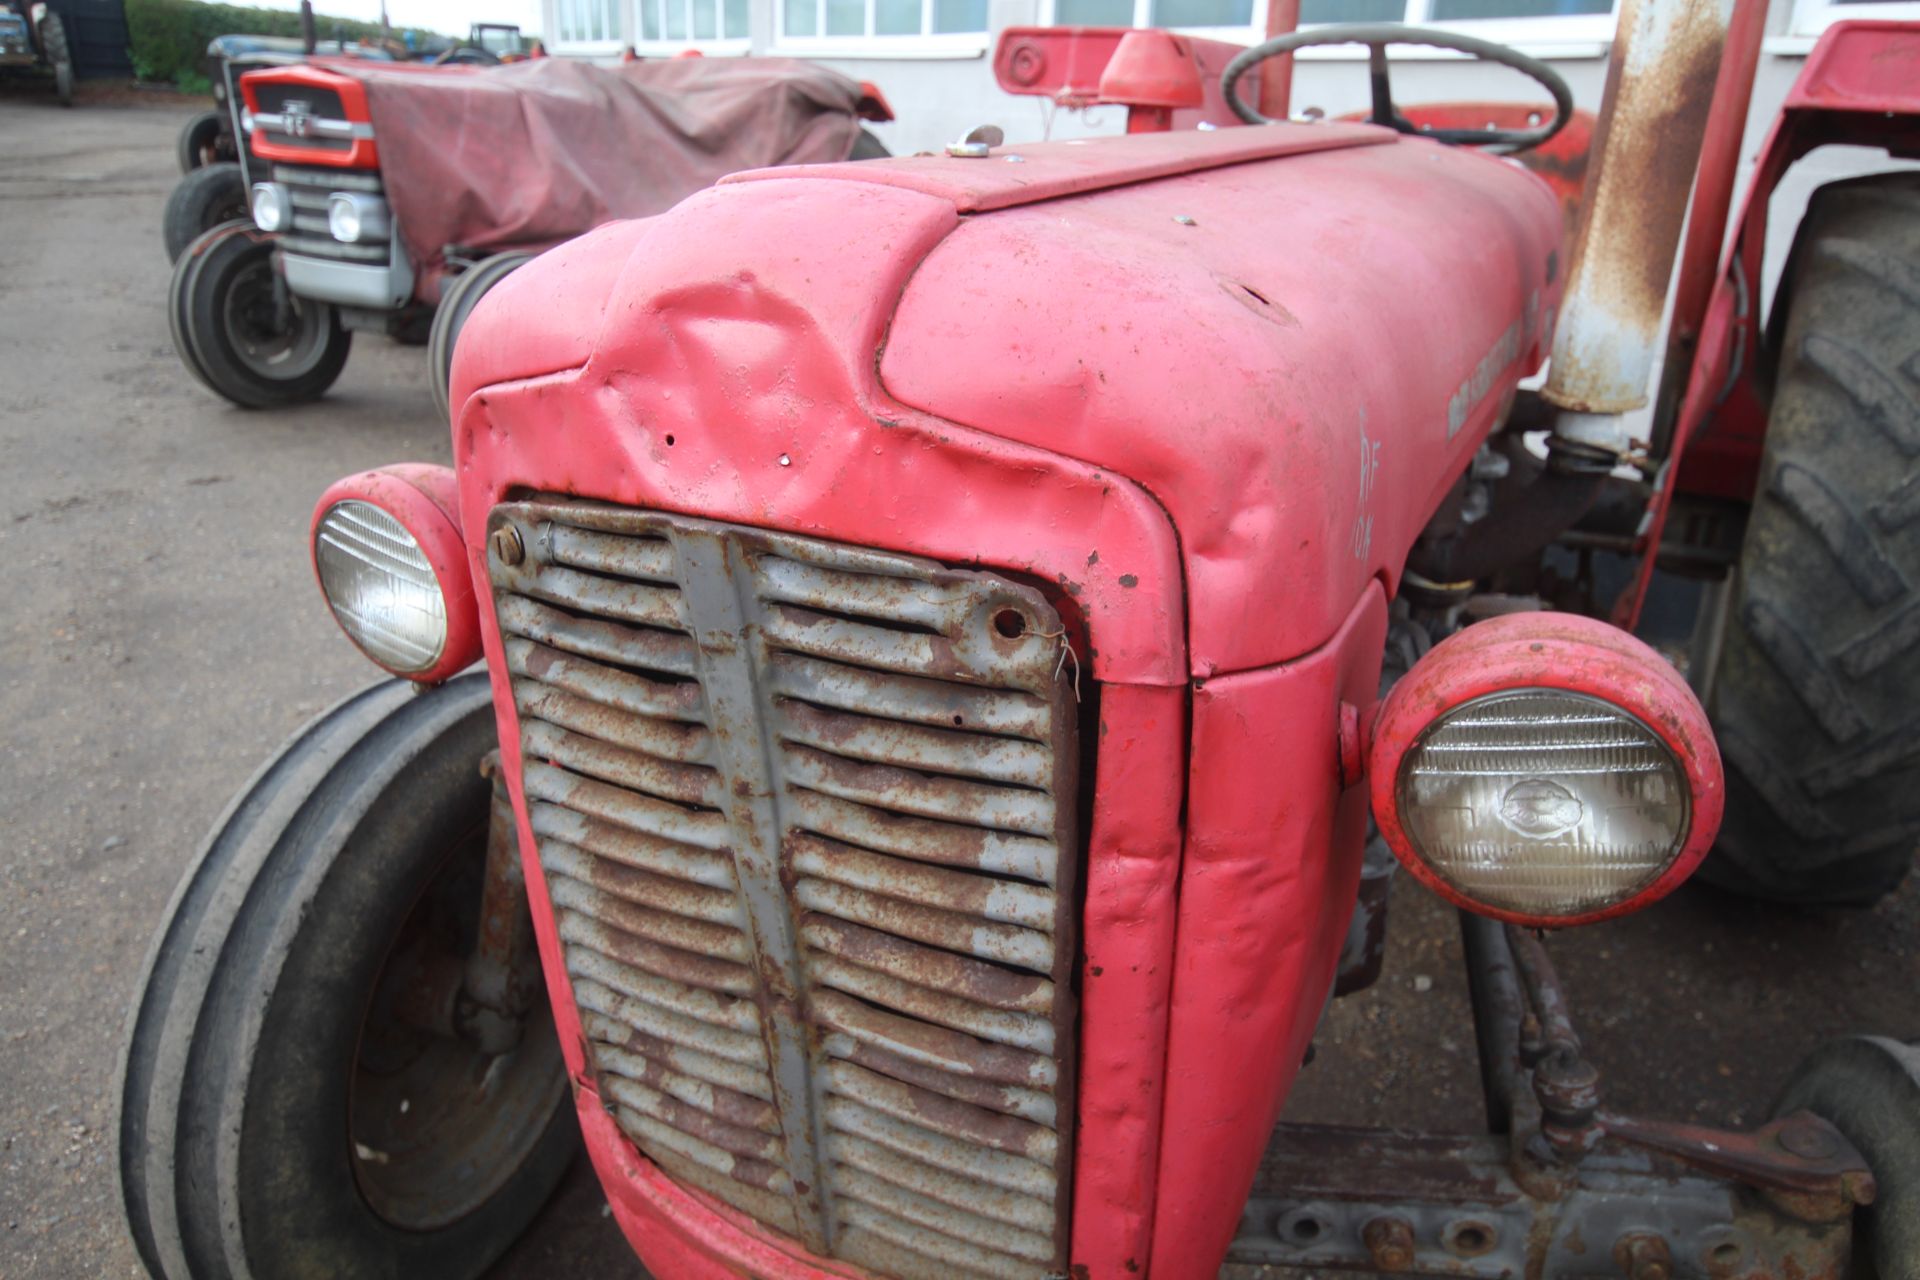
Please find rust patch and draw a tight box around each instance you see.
[813,988,1057,1090]
[1544,1,1731,414]
[802,914,1053,1012]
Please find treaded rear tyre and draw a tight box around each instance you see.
[176,110,228,173]
[163,163,248,264]
[1703,172,1920,906]
[117,675,576,1280]
[40,12,71,106]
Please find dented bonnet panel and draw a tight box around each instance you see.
[878,131,1562,676]
[454,125,1560,679]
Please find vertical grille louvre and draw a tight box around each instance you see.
[488,501,1079,1279]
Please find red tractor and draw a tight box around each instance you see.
[167,55,892,411]
[120,4,1920,1279]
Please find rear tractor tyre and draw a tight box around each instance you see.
[1774,1036,1920,1280]
[176,110,229,173]
[1703,172,1920,906]
[117,675,577,1280]
[429,250,534,424]
[40,12,72,106]
[162,162,248,264]
[175,223,352,408]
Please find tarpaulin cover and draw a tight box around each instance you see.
[339,57,868,267]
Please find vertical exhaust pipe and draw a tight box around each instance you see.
[1541,0,1736,464]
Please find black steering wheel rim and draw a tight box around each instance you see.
[1222,22,1574,153]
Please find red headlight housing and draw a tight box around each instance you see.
[1369,612,1724,928]
[308,465,481,683]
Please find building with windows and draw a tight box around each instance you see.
[543,0,1917,297]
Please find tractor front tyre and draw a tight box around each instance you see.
[117,675,577,1280]
[1703,172,1920,906]
[430,250,534,423]
[173,222,351,408]
[176,110,228,173]
[40,12,72,105]
[162,162,248,264]
[1774,1037,1920,1280]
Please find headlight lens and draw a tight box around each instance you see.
[326,192,389,243]
[1396,689,1689,919]
[250,182,290,233]
[313,500,448,673]
[327,193,361,242]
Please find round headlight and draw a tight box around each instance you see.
[1397,689,1688,919]
[313,499,448,673]
[250,182,289,233]
[1369,612,1723,928]
[326,193,362,243]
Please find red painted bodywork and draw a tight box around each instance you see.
[1338,103,1598,238]
[1368,611,1725,928]
[1617,20,1920,626]
[854,80,894,121]
[310,464,484,683]
[860,131,1559,674]
[994,26,1253,129]
[1149,583,1387,1274]
[436,113,1564,1278]
[239,62,389,169]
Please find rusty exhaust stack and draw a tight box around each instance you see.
[1541,0,1735,463]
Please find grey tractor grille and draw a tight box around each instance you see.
[485,500,1080,1279]
[271,164,390,266]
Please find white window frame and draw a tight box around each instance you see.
[771,0,992,59]
[1042,0,1617,59]
[1789,0,1920,34]
[550,0,626,53]
[631,0,753,54]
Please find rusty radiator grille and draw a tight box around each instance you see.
[486,501,1080,1279]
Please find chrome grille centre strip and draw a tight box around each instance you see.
[486,501,1080,1279]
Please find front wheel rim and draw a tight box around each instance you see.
[347,828,567,1232]
[220,259,333,381]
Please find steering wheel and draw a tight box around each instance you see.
[433,44,502,65]
[1222,23,1574,153]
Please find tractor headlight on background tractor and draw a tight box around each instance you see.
[326,191,389,243]
[310,466,481,682]
[1369,612,1722,928]
[250,182,291,234]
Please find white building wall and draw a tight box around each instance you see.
[543,0,1920,299]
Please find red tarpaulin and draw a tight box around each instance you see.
[336,57,869,266]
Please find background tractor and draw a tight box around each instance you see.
[163,33,405,265]
[121,3,1920,1279]
[0,1,72,104]
[166,54,894,411]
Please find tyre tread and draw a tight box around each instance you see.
[1705,170,1920,904]
[117,680,415,1279]
[162,164,248,265]
[118,676,570,1280]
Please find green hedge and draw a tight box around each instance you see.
[126,0,438,89]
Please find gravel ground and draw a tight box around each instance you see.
[0,85,1912,1280]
